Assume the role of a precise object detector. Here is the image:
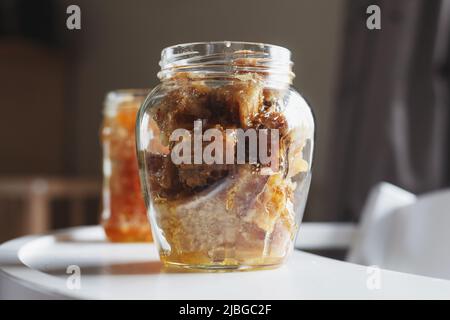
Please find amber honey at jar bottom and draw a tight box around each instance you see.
[150,169,300,269]
[157,215,297,270]
[160,255,290,271]
[137,42,314,269]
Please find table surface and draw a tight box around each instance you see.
[1,226,450,299]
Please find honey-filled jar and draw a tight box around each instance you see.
[101,89,153,242]
[136,42,315,270]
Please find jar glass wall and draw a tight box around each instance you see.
[137,42,314,270]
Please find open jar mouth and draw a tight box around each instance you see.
[158,41,295,85]
[103,89,150,115]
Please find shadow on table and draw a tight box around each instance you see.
[37,261,164,276]
[36,261,222,276]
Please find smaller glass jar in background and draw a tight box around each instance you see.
[101,89,153,242]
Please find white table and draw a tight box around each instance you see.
[1,226,450,299]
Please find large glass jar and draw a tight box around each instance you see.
[101,89,153,242]
[137,42,314,270]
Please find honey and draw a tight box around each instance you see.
[101,90,152,242]
[136,42,314,270]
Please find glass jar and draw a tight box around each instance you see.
[136,42,314,270]
[101,89,153,242]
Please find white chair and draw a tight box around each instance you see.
[296,182,450,280]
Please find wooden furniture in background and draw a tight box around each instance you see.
[0,177,101,242]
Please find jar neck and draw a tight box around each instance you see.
[103,89,149,116]
[158,41,295,86]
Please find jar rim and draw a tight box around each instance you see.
[158,41,294,84]
[103,89,150,115]
[106,89,150,99]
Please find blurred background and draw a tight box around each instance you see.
[0,0,449,253]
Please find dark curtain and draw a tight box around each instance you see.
[324,0,450,221]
